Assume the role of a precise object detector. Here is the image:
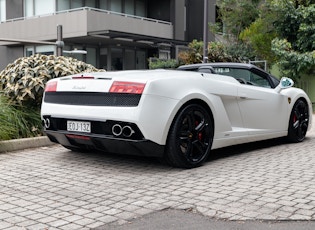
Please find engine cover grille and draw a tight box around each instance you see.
[44,92,141,107]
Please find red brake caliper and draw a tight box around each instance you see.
[196,121,203,141]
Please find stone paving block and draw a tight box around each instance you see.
[0,221,13,230]
[84,211,104,219]
[288,214,312,220]
[18,210,37,217]
[28,213,50,221]
[16,219,38,228]
[74,217,95,226]
[103,208,123,215]
[59,223,84,230]
[27,223,50,230]
[0,212,15,220]
[47,219,69,228]
[295,209,315,216]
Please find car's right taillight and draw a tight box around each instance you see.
[45,81,58,92]
[109,81,146,94]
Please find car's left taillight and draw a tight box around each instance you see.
[45,81,57,92]
[109,81,146,94]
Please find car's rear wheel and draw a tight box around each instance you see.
[287,99,309,143]
[165,104,214,168]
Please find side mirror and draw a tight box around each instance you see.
[275,77,294,93]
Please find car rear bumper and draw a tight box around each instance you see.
[45,130,165,157]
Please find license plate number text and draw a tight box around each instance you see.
[67,121,91,133]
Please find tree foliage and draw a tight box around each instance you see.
[178,40,204,64]
[148,58,178,69]
[271,0,315,81]
[217,0,315,81]
[178,40,253,64]
[216,0,261,37]
[239,1,278,64]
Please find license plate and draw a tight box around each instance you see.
[67,120,91,133]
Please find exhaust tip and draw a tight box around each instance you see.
[112,124,122,136]
[122,126,135,138]
[44,118,50,129]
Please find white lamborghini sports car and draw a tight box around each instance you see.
[41,63,312,168]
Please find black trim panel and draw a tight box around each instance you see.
[45,130,165,157]
[44,92,141,107]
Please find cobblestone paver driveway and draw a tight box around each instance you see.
[0,124,314,229]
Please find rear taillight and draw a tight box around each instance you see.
[45,81,57,92]
[109,81,146,94]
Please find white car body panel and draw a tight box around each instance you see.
[41,69,312,156]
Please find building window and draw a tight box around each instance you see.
[86,47,97,66]
[159,49,170,60]
[25,0,34,17]
[86,0,96,7]
[135,0,145,17]
[25,45,55,56]
[27,0,146,17]
[25,0,55,17]
[110,0,122,13]
[0,0,5,22]
[57,0,70,11]
[72,0,84,8]
[111,48,123,70]
[125,0,134,15]
[125,49,135,69]
[99,0,108,10]
[25,46,34,57]
[57,0,96,11]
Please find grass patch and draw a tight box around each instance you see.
[0,95,42,140]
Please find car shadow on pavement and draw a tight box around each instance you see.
[207,137,289,162]
[63,135,305,170]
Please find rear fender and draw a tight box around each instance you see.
[161,92,234,145]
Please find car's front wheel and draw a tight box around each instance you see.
[287,99,309,143]
[165,104,214,168]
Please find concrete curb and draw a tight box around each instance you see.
[0,136,55,153]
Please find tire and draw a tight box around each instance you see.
[165,104,214,168]
[287,99,309,143]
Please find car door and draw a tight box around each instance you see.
[236,69,289,134]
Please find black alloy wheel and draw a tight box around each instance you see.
[165,104,214,168]
[288,99,309,143]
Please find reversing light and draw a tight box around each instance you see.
[109,81,146,94]
[45,81,57,92]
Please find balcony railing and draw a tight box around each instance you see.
[2,7,172,26]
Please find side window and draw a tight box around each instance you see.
[213,67,272,88]
[249,71,271,88]
[213,67,250,81]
